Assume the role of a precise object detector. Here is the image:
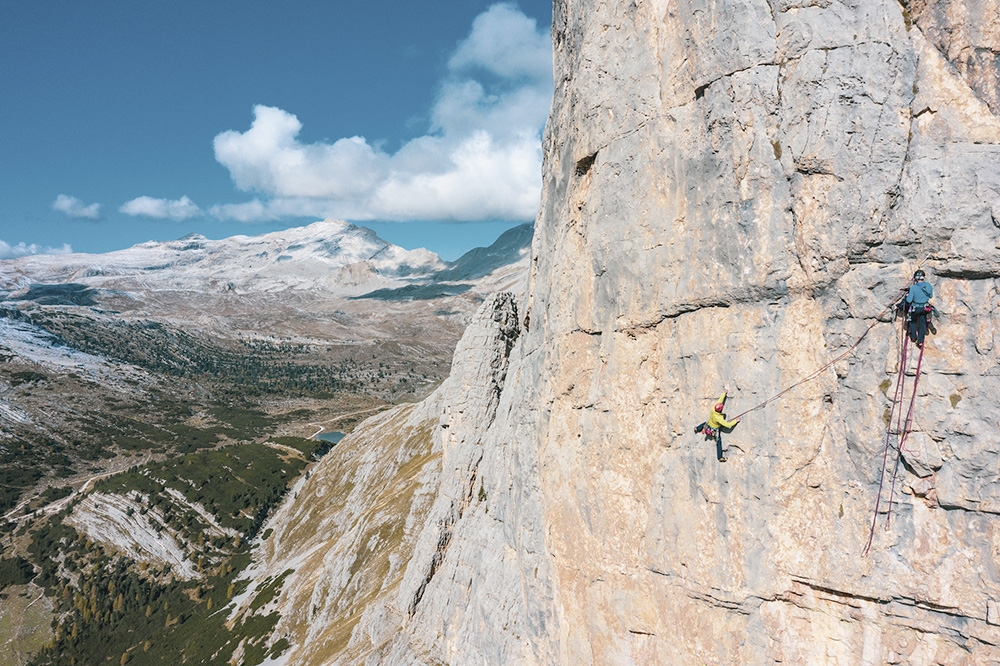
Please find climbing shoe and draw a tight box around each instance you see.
[718,457,727,463]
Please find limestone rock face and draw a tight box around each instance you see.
[504,0,999,662]
[253,0,1000,663]
[910,0,1000,115]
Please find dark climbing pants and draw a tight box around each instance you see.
[695,422,725,460]
[909,309,928,345]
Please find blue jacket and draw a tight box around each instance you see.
[906,281,933,307]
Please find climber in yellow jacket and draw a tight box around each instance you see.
[694,389,741,462]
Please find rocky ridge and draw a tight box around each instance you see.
[238,0,999,663]
[227,293,526,665]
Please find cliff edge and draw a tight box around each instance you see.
[242,0,1000,663]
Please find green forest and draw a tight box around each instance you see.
[23,437,324,665]
[0,300,437,664]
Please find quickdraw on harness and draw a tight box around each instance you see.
[696,425,718,438]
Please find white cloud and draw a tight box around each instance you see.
[208,197,357,223]
[373,130,543,220]
[119,195,202,220]
[0,240,73,259]
[52,194,101,219]
[214,110,388,199]
[447,3,553,82]
[212,3,552,223]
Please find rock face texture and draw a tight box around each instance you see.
[232,293,536,664]
[246,0,1000,664]
[910,0,1000,115]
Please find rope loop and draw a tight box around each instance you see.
[731,287,907,420]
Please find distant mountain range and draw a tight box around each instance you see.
[0,219,533,408]
[0,220,532,301]
[359,224,534,300]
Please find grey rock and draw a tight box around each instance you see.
[909,0,1000,115]
[901,431,945,477]
[246,0,1000,663]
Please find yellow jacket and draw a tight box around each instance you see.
[707,392,738,430]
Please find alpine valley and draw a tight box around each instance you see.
[0,219,530,665]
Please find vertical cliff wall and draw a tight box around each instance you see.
[248,0,1000,663]
[506,0,999,662]
[525,0,1000,661]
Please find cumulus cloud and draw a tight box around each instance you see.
[212,3,552,223]
[447,3,553,82]
[52,194,101,219]
[120,195,202,220]
[0,240,73,259]
[214,110,388,200]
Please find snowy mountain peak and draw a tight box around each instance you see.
[0,219,448,297]
[176,232,208,242]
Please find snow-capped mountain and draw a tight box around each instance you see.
[0,219,447,297]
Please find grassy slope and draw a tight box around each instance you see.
[0,286,462,664]
[224,403,443,666]
[23,436,324,666]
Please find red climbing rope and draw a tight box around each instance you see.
[863,309,926,556]
[886,337,926,527]
[692,279,930,557]
[730,290,906,421]
[692,276,924,556]
[864,314,910,555]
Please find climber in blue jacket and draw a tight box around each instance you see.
[903,270,933,346]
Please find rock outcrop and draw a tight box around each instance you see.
[231,293,532,664]
[246,0,1000,663]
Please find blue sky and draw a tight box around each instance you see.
[0,1,552,261]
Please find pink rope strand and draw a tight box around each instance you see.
[885,340,925,530]
[730,290,906,421]
[864,315,910,556]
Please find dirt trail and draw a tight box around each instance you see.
[308,406,386,438]
[3,454,151,524]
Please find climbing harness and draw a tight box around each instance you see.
[696,424,718,438]
[863,305,927,556]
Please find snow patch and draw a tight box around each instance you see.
[0,400,33,425]
[0,317,147,389]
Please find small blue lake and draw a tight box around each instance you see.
[316,431,345,444]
